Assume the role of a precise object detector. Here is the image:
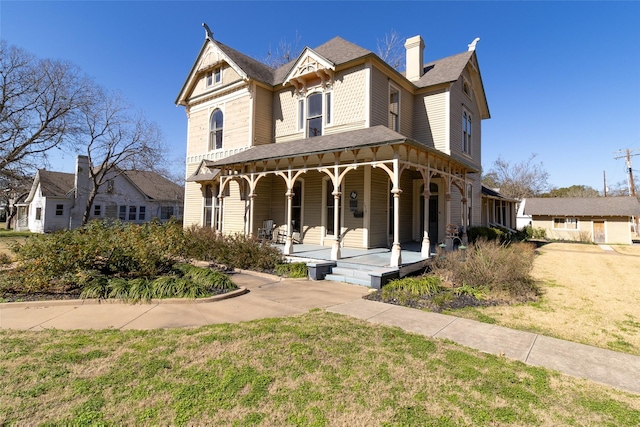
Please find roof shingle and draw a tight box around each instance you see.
[523,197,640,217]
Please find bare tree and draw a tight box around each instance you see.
[376,30,405,71]
[263,32,302,68]
[77,89,167,225]
[483,154,550,200]
[0,40,91,179]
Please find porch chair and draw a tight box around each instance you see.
[445,223,462,250]
[257,219,275,241]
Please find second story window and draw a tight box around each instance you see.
[463,110,472,155]
[298,91,332,138]
[209,109,223,150]
[389,86,399,132]
[206,67,222,87]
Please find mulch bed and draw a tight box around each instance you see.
[363,291,504,313]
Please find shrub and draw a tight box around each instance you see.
[431,239,539,299]
[0,253,11,265]
[274,262,308,278]
[183,227,284,271]
[522,225,547,240]
[79,264,236,302]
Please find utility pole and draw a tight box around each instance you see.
[603,170,607,197]
[614,148,640,197]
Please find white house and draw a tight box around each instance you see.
[16,156,184,233]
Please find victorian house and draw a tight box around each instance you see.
[177,25,490,268]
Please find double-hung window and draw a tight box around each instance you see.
[209,109,223,150]
[462,110,472,155]
[55,204,64,216]
[389,86,399,131]
[206,67,221,87]
[553,218,578,229]
[299,91,332,138]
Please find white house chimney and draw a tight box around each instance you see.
[404,35,425,82]
[70,155,91,229]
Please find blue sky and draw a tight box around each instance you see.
[1,1,639,192]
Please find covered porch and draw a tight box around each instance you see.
[194,126,478,268]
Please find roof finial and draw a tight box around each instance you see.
[202,23,213,40]
[467,37,480,52]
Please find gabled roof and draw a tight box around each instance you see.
[523,197,640,217]
[26,168,183,203]
[38,171,75,197]
[413,51,474,88]
[122,170,184,201]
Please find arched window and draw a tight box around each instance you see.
[209,109,223,150]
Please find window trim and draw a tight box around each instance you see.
[553,217,578,230]
[209,108,224,151]
[389,84,400,132]
[206,66,222,87]
[298,90,333,138]
[462,109,472,156]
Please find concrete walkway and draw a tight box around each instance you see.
[1,271,639,395]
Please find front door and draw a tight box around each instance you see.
[593,221,605,243]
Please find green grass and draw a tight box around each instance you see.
[1,311,638,426]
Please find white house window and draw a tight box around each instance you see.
[35,207,42,221]
[138,206,146,221]
[554,218,578,229]
[160,206,174,221]
[206,67,222,87]
[462,110,472,155]
[119,206,127,221]
[93,205,102,217]
[55,204,64,216]
[209,109,223,150]
[204,184,222,230]
[389,86,399,131]
[298,91,332,137]
[128,206,137,221]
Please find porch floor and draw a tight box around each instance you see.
[278,241,435,269]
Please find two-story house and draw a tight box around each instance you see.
[177,26,489,267]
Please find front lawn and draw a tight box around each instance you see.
[1,311,638,425]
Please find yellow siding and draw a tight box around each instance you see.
[301,172,324,245]
[186,108,209,157]
[273,88,300,140]
[450,73,481,168]
[254,86,273,145]
[369,168,389,247]
[399,172,413,243]
[399,85,414,138]
[342,169,365,248]
[532,216,632,244]
[221,181,246,234]
[332,66,367,127]
[414,89,447,151]
[183,163,203,227]
[369,67,389,128]
[224,96,251,150]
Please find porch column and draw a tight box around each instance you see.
[284,188,294,255]
[390,159,402,267]
[248,192,256,238]
[216,194,224,235]
[461,197,468,245]
[421,188,431,258]
[444,192,452,250]
[330,189,341,260]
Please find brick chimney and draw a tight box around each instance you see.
[404,35,425,82]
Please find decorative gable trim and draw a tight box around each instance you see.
[284,47,335,94]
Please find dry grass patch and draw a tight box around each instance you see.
[452,243,640,355]
[1,311,639,426]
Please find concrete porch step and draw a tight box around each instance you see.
[330,266,372,280]
[324,274,371,287]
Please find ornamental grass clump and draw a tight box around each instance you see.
[431,239,539,300]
